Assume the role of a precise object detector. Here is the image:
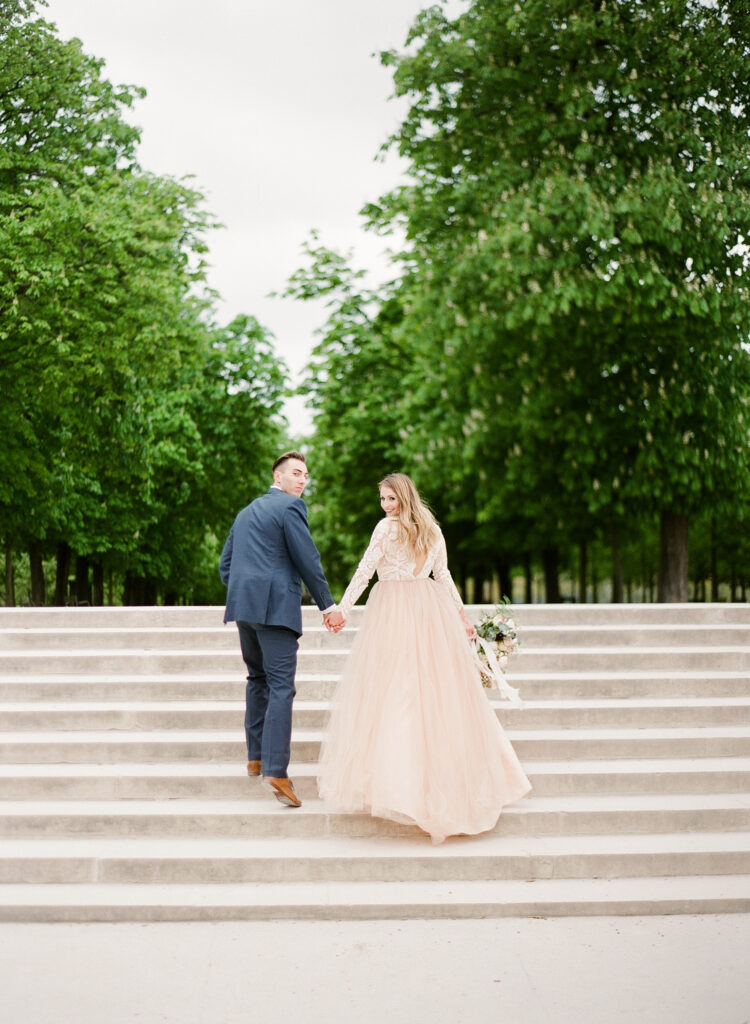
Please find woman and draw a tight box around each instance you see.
[318,473,531,844]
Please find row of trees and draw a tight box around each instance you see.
[3,0,748,607]
[293,0,750,603]
[1,0,287,605]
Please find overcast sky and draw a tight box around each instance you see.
[42,0,464,434]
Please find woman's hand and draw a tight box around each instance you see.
[324,608,345,633]
[461,613,477,639]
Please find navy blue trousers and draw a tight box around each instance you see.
[236,621,298,778]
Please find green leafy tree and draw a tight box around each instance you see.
[284,237,407,591]
[196,313,288,531]
[363,0,750,601]
[0,1,290,605]
[154,313,288,604]
[0,0,145,562]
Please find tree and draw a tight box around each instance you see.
[1,0,148,597]
[152,312,287,604]
[284,237,407,590]
[0,1,290,605]
[196,314,288,532]
[362,0,750,601]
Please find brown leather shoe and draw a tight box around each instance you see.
[262,776,301,808]
[247,760,262,777]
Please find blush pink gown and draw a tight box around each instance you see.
[317,517,531,844]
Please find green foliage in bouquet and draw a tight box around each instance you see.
[473,600,521,693]
[475,600,520,655]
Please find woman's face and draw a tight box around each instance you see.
[380,486,399,517]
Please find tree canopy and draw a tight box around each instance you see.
[4,0,748,605]
[1,0,288,605]
[296,0,750,602]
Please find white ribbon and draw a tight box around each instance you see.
[472,635,523,707]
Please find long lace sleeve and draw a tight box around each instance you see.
[431,529,466,615]
[338,518,390,618]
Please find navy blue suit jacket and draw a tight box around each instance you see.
[219,488,334,636]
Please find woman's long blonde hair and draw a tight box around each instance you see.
[379,473,439,555]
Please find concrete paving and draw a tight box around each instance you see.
[0,915,749,1024]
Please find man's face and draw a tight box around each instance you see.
[274,458,309,497]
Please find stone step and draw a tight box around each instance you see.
[507,672,750,699]
[2,603,748,628]
[525,758,750,796]
[1,794,749,840]
[509,648,750,672]
[0,607,223,629]
[0,832,748,884]
[1,698,749,731]
[0,670,745,702]
[1,874,748,921]
[0,602,746,922]
[0,626,351,652]
[507,625,750,646]
[0,758,748,800]
[2,726,749,763]
[0,673,333,702]
[2,623,746,650]
[0,646,746,675]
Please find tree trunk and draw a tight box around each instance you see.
[730,563,737,602]
[640,545,650,603]
[610,525,624,603]
[123,572,137,605]
[657,509,689,602]
[710,519,718,601]
[497,562,512,602]
[542,547,561,603]
[578,541,587,604]
[4,538,14,607]
[523,554,533,603]
[473,570,485,604]
[124,573,158,606]
[75,555,91,605]
[591,547,599,603]
[91,561,104,606]
[55,542,72,606]
[29,541,46,605]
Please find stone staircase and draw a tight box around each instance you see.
[0,603,748,921]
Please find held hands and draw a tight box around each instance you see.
[323,608,346,633]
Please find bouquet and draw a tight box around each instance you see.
[471,601,522,705]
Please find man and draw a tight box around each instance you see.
[219,451,344,808]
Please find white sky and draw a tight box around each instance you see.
[42,0,464,434]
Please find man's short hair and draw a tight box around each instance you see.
[272,450,306,473]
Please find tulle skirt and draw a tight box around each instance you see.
[317,579,532,844]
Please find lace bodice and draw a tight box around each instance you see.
[337,517,465,619]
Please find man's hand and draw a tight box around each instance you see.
[323,608,345,633]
